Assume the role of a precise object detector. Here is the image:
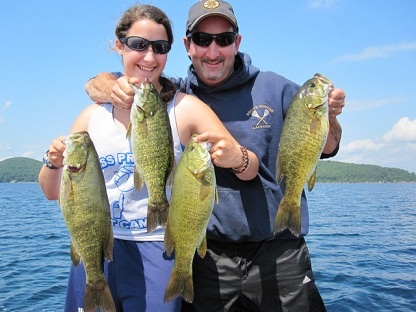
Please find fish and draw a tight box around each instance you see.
[164,135,218,303]
[127,80,174,233]
[59,131,115,312]
[275,73,334,237]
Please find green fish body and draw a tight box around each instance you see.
[275,74,334,236]
[59,131,115,312]
[128,80,174,233]
[164,135,218,303]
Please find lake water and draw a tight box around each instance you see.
[0,183,415,311]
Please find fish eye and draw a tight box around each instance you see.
[309,82,316,88]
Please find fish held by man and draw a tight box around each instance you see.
[275,73,334,237]
[164,135,218,303]
[126,79,174,233]
[59,131,115,312]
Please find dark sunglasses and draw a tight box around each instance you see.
[187,32,237,47]
[120,36,171,54]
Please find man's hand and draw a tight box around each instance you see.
[323,88,346,155]
[328,88,346,119]
[109,76,140,110]
[85,73,139,110]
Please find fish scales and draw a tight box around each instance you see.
[275,73,334,237]
[164,135,217,303]
[59,131,115,312]
[128,80,174,233]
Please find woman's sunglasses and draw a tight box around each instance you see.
[120,36,171,54]
[187,32,237,47]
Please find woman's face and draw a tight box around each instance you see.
[116,19,169,88]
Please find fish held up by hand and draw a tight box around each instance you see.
[59,131,115,312]
[127,80,174,233]
[164,135,218,303]
[275,73,334,237]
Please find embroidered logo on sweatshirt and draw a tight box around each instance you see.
[248,105,274,129]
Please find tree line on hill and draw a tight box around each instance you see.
[0,157,415,183]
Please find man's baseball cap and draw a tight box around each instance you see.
[186,0,238,34]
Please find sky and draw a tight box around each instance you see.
[1,0,416,173]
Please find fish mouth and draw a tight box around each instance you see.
[66,164,86,174]
[68,166,81,173]
[315,74,334,91]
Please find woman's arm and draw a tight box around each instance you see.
[174,93,259,181]
[38,104,99,200]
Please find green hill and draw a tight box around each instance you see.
[0,157,42,183]
[0,157,415,183]
[317,160,416,183]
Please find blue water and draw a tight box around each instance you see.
[0,183,415,311]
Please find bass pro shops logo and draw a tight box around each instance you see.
[248,105,274,129]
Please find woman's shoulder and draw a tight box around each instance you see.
[175,92,205,107]
[70,104,102,133]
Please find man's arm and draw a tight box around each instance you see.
[85,72,118,103]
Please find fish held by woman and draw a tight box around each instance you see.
[127,80,175,233]
[59,131,115,312]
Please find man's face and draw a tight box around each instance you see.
[184,16,241,86]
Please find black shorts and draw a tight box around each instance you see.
[182,238,326,312]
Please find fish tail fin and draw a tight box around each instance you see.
[84,280,115,312]
[164,270,194,303]
[147,200,169,233]
[274,198,301,237]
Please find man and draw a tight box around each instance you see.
[86,1,345,311]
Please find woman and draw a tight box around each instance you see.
[39,4,258,311]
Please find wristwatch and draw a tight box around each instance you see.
[43,150,59,169]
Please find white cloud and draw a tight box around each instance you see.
[331,42,416,64]
[0,143,12,151]
[346,95,405,111]
[307,0,337,9]
[383,117,416,142]
[337,117,416,173]
[3,101,12,110]
[22,151,34,158]
[342,139,384,152]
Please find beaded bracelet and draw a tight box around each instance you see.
[230,146,250,174]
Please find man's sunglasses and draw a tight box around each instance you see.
[120,36,171,54]
[187,32,237,47]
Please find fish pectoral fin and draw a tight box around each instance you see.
[163,224,174,257]
[133,169,144,190]
[199,184,211,201]
[138,120,149,138]
[215,186,219,204]
[70,241,81,266]
[105,225,114,262]
[308,169,317,192]
[309,116,321,133]
[275,154,283,183]
[60,176,72,203]
[126,122,132,139]
[197,235,207,258]
[166,158,177,189]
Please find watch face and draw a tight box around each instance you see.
[43,153,49,166]
[43,151,57,169]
